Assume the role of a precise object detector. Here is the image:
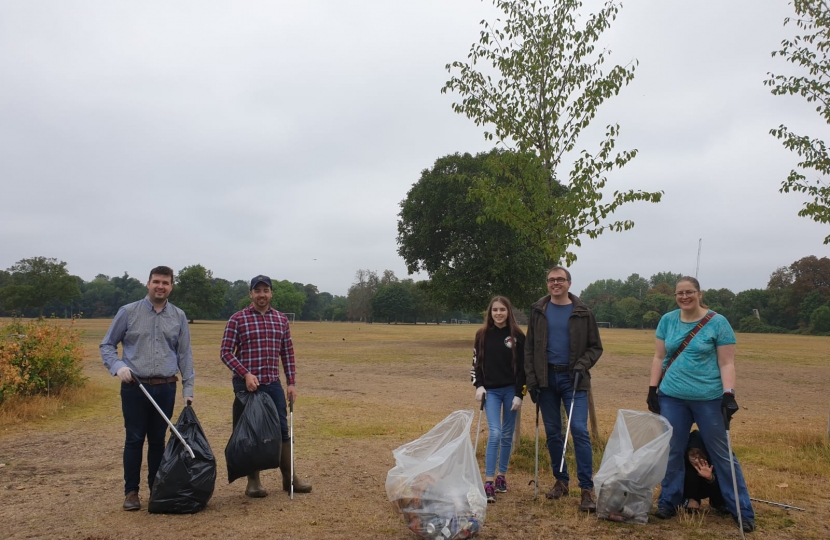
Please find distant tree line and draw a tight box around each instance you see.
[0,257,478,324]
[1,255,827,333]
[579,256,830,335]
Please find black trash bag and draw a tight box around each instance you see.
[225,390,282,483]
[148,405,216,514]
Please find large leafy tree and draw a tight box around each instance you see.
[372,281,415,323]
[397,150,548,312]
[347,269,380,322]
[172,264,226,323]
[767,0,830,243]
[0,257,81,317]
[442,0,662,265]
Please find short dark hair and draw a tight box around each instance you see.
[148,266,175,282]
[547,265,571,282]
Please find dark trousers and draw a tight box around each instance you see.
[121,381,176,495]
[685,463,725,509]
[232,378,290,442]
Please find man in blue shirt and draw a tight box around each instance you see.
[100,266,194,511]
[525,266,602,512]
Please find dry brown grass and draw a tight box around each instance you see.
[0,320,828,539]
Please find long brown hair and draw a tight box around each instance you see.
[474,296,525,373]
[676,276,709,309]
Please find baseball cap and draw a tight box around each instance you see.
[249,275,272,290]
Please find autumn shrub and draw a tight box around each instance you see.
[0,317,86,404]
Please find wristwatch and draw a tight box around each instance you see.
[723,388,735,396]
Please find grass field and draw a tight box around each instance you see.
[1,319,828,539]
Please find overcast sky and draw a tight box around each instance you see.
[1,0,828,297]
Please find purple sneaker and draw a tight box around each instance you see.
[495,475,507,493]
[484,482,496,503]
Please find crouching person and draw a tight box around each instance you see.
[220,274,312,497]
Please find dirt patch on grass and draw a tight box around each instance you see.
[0,323,827,539]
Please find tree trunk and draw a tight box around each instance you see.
[588,389,600,441]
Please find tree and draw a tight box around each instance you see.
[270,280,306,315]
[411,280,447,323]
[0,257,81,317]
[347,269,380,322]
[397,151,548,311]
[650,272,683,289]
[643,310,661,329]
[221,279,250,319]
[616,297,644,328]
[171,264,226,323]
[618,273,650,300]
[811,304,830,332]
[443,0,662,265]
[767,0,830,243]
[372,282,415,323]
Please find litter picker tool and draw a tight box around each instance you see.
[473,397,485,456]
[559,371,581,473]
[135,375,195,459]
[530,398,540,498]
[750,498,804,511]
[289,397,295,500]
[724,403,745,540]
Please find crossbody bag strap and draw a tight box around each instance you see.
[660,311,717,383]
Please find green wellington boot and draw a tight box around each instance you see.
[280,444,312,493]
[245,471,268,498]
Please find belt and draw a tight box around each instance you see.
[136,376,178,385]
[549,364,570,373]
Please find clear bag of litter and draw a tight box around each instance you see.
[594,409,673,524]
[386,410,486,539]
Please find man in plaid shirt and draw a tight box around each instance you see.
[220,274,312,497]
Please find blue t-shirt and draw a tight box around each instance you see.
[545,302,573,366]
[656,310,736,401]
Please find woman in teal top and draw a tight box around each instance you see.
[646,276,755,533]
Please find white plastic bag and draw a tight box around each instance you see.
[594,409,673,524]
[386,410,487,539]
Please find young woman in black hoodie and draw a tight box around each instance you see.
[471,296,526,503]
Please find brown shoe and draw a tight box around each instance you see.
[579,488,597,513]
[545,480,569,500]
[123,491,141,511]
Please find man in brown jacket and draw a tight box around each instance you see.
[525,266,602,512]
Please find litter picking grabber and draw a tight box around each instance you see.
[724,404,745,540]
[532,399,540,498]
[289,397,294,500]
[559,371,581,473]
[473,397,485,456]
[750,498,805,511]
[135,377,195,459]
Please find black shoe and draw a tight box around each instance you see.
[741,519,756,533]
[653,507,676,519]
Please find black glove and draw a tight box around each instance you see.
[572,368,587,387]
[721,392,738,426]
[646,386,660,414]
[528,385,540,404]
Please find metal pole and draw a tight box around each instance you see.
[533,401,540,498]
[289,397,294,500]
[724,410,745,540]
[137,383,195,459]
[559,372,581,473]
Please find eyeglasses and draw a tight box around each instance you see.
[547,277,569,284]
[675,290,699,297]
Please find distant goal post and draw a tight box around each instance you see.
[597,321,611,329]
[450,319,470,324]
[285,313,295,323]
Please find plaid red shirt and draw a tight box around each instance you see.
[220,305,296,386]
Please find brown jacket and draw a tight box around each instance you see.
[524,293,603,392]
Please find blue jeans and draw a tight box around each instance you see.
[483,385,518,478]
[658,393,755,522]
[232,378,289,442]
[538,370,593,489]
[121,381,176,495]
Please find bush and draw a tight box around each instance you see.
[810,305,830,334]
[737,316,790,334]
[0,317,86,404]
